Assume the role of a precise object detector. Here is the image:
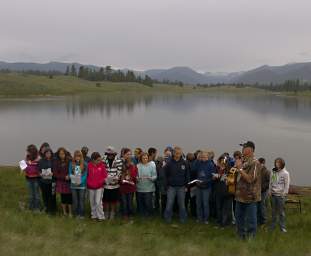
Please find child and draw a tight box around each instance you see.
[136,152,157,217]
[53,147,72,216]
[119,148,138,220]
[23,144,41,211]
[69,150,88,219]
[87,152,107,221]
[38,148,56,214]
[269,158,290,232]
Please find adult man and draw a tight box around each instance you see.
[235,141,261,239]
[257,157,270,226]
[164,146,190,223]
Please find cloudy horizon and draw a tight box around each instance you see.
[1,0,311,72]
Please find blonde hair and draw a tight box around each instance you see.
[71,150,85,174]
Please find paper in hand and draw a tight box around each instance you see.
[19,160,27,171]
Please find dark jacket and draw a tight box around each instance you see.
[38,158,53,184]
[261,165,270,193]
[193,160,216,189]
[164,158,190,187]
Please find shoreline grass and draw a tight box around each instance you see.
[1,73,310,98]
[0,167,311,256]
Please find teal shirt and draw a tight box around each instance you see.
[68,161,88,189]
[137,161,157,192]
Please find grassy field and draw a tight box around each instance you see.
[0,167,311,256]
[0,73,272,97]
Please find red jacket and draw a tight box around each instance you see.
[87,162,107,189]
[25,159,40,178]
[119,164,138,194]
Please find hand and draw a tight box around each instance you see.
[65,175,69,181]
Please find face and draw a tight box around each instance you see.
[75,154,81,162]
[201,152,209,161]
[107,153,115,160]
[45,151,52,160]
[95,157,102,164]
[174,149,182,160]
[141,154,149,164]
[82,149,88,156]
[242,147,252,157]
[59,150,66,160]
[275,160,282,169]
[164,150,172,158]
[123,151,132,161]
[134,149,141,158]
[235,158,242,168]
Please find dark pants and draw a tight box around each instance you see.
[40,181,56,214]
[257,190,268,225]
[72,189,86,217]
[235,201,257,239]
[216,194,233,226]
[185,191,196,218]
[137,192,153,217]
[164,186,187,223]
[160,194,167,217]
[120,193,134,217]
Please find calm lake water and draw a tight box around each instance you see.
[0,92,310,185]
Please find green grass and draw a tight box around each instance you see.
[0,73,271,97]
[0,167,311,256]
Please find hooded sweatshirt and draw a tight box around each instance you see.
[38,158,54,184]
[269,168,290,197]
[193,159,216,189]
[87,161,107,190]
[68,161,88,189]
[24,158,40,179]
[164,158,190,187]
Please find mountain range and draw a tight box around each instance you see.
[1,61,311,85]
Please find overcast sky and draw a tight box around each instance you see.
[1,0,311,72]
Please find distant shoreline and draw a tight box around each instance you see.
[1,73,310,97]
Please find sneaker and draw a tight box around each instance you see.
[204,221,209,225]
[281,228,287,233]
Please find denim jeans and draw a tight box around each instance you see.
[257,190,269,225]
[120,193,134,217]
[26,178,41,211]
[72,189,86,217]
[235,201,257,239]
[164,186,187,223]
[271,195,286,230]
[196,187,211,222]
[137,192,153,217]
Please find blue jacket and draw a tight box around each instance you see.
[193,160,216,189]
[164,158,190,187]
[68,161,88,189]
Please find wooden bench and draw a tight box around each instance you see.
[285,195,302,213]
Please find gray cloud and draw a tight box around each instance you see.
[1,0,311,72]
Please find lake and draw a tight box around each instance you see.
[0,92,310,185]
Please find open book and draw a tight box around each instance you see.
[41,168,52,179]
[188,179,202,185]
[70,174,81,185]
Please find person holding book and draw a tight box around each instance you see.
[23,144,41,211]
[53,147,72,216]
[103,146,123,220]
[38,148,56,214]
[69,150,88,219]
[119,148,138,220]
[269,157,290,233]
[192,150,216,224]
[164,146,190,223]
[87,152,107,221]
[136,152,157,217]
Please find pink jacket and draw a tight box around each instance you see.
[25,159,40,178]
[87,162,108,189]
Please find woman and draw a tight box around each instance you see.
[214,154,233,227]
[23,144,41,211]
[38,148,56,214]
[53,147,72,216]
[69,150,88,219]
[87,152,107,221]
[136,153,157,217]
[269,158,290,232]
[192,150,216,224]
[119,148,138,220]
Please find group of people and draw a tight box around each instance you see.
[21,141,290,239]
